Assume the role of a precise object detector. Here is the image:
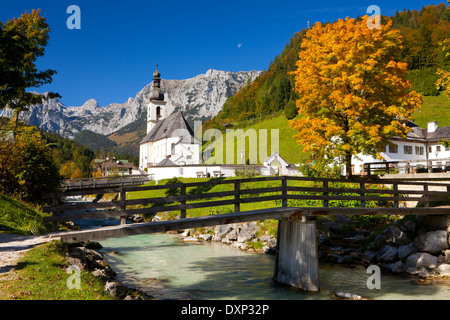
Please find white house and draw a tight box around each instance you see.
[350,121,450,175]
[139,66,201,171]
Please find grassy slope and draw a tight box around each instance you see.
[0,194,50,235]
[411,94,450,127]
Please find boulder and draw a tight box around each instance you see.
[413,230,448,253]
[400,220,416,235]
[214,224,233,240]
[67,247,87,262]
[84,241,103,250]
[376,245,398,262]
[405,252,439,270]
[237,222,258,243]
[371,234,387,251]
[418,267,431,279]
[435,264,450,276]
[267,238,277,248]
[323,221,339,232]
[362,251,376,264]
[397,243,418,260]
[183,236,199,242]
[384,227,411,246]
[199,234,212,241]
[224,229,238,242]
[382,260,402,273]
[104,281,128,299]
[445,249,450,264]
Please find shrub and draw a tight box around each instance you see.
[284,100,298,120]
[0,122,61,203]
[164,177,182,197]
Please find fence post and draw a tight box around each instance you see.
[360,182,366,208]
[393,183,399,208]
[282,176,288,208]
[323,180,329,208]
[52,193,58,232]
[424,184,429,208]
[120,188,127,225]
[181,185,187,218]
[235,181,240,213]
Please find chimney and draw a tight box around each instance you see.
[427,121,438,133]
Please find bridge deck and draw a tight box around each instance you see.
[48,206,450,243]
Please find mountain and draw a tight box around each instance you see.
[0,69,262,139]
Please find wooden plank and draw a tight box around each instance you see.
[287,194,446,202]
[239,195,282,204]
[239,187,283,195]
[48,207,306,242]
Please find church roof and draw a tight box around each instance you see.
[156,157,177,167]
[140,111,199,144]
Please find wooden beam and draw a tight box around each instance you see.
[48,207,306,242]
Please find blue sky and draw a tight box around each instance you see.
[0,0,446,107]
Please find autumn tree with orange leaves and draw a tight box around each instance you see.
[290,16,423,178]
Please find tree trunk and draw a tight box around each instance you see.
[345,151,352,179]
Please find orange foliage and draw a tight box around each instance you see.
[290,16,423,177]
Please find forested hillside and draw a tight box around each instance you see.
[205,3,450,130]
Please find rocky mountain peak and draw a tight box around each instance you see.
[0,69,262,139]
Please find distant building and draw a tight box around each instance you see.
[139,66,201,170]
[93,158,134,176]
[350,121,450,175]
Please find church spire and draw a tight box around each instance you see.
[150,64,164,101]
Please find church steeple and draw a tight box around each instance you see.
[149,64,164,101]
[146,65,167,134]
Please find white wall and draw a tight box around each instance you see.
[351,140,450,175]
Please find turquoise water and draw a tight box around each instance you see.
[100,233,450,300]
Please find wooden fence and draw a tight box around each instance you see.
[42,176,450,232]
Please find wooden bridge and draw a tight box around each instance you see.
[43,176,450,292]
[59,174,152,190]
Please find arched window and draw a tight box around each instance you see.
[156,106,161,120]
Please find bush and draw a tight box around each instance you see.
[284,100,298,120]
[0,122,61,202]
[164,177,183,197]
[406,67,440,96]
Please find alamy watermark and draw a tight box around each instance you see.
[366,265,381,289]
[67,5,81,30]
[66,264,81,289]
[367,5,381,30]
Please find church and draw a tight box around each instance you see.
[139,66,201,171]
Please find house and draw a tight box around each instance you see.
[139,66,201,171]
[350,121,450,175]
[93,158,134,176]
[262,152,300,176]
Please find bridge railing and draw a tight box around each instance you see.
[59,174,153,190]
[42,176,450,232]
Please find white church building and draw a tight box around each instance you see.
[139,66,201,170]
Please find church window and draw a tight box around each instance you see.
[156,107,161,120]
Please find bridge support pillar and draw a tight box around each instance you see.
[274,215,319,292]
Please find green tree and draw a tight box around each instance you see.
[0,9,59,129]
[0,119,61,202]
